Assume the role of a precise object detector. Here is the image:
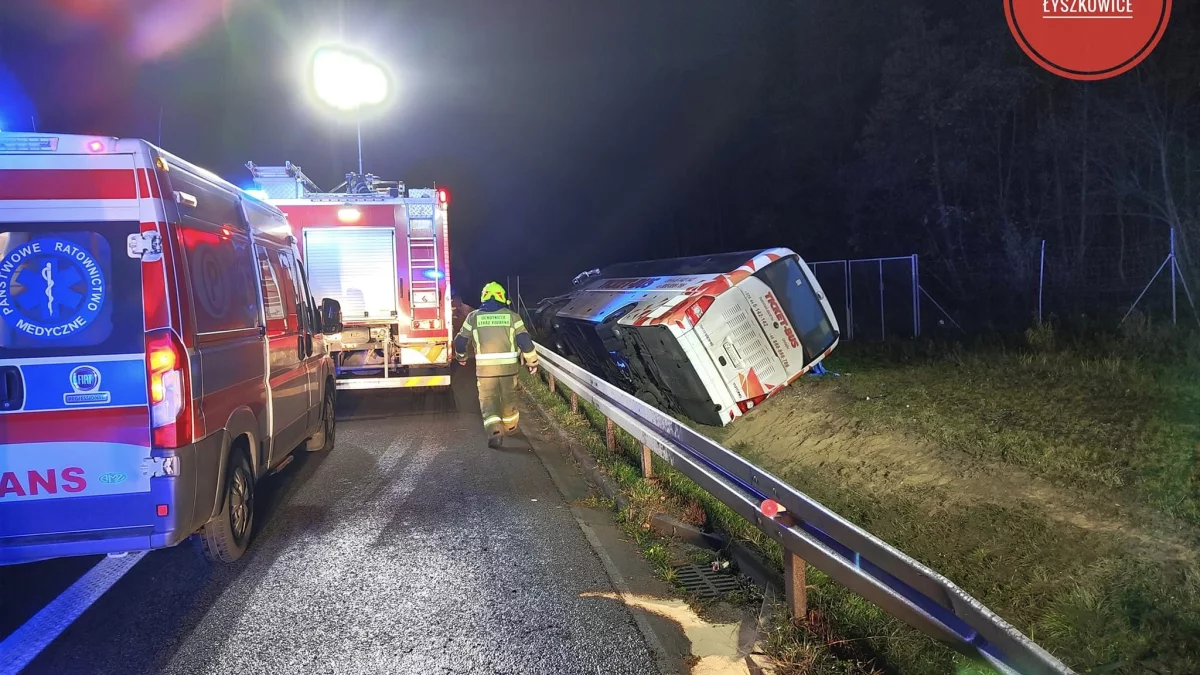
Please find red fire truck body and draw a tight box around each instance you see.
[247,162,452,390]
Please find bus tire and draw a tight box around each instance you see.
[198,447,255,563]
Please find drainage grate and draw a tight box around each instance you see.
[672,563,743,598]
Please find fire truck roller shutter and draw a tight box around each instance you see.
[302,228,398,321]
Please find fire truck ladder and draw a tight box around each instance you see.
[245,161,321,199]
[405,191,441,319]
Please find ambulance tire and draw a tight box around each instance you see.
[198,448,255,563]
[308,387,337,452]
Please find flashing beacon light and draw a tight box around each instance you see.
[337,206,362,224]
[438,188,449,206]
[245,188,269,200]
[423,269,444,280]
[86,139,105,153]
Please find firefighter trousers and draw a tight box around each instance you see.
[477,374,519,436]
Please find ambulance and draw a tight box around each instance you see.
[0,133,339,565]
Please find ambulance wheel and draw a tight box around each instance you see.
[198,449,255,563]
[308,387,337,452]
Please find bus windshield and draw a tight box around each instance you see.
[752,257,838,362]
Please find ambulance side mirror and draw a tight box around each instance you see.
[320,298,343,335]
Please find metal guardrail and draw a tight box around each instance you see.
[533,342,1074,675]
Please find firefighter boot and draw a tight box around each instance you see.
[499,375,519,435]
[478,376,506,449]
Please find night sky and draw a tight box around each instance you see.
[0,0,770,299]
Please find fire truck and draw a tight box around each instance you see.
[246,161,452,390]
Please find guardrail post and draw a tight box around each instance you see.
[570,391,578,414]
[640,445,653,478]
[548,373,555,394]
[785,551,807,620]
[605,418,615,452]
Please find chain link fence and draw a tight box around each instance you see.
[919,228,1199,335]
[807,256,921,341]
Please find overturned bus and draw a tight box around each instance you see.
[526,248,840,427]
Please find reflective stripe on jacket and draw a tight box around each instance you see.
[455,306,537,377]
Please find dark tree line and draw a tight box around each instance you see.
[657,0,1200,333]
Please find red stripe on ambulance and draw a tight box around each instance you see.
[0,409,151,446]
[0,169,138,200]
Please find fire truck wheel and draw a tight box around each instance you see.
[198,448,255,563]
[308,387,337,452]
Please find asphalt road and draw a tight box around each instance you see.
[0,371,683,675]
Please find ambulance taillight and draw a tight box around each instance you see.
[146,329,192,448]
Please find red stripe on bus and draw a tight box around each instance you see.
[0,169,138,200]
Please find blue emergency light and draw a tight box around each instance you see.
[423,269,444,280]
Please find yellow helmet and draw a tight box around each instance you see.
[481,281,508,304]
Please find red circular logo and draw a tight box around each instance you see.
[1005,0,1172,80]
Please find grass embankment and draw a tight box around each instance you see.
[704,324,1200,674]
[521,371,989,675]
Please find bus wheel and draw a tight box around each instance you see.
[198,449,255,563]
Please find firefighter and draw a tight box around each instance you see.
[455,281,539,448]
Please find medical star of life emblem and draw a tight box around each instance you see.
[0,237,106,340]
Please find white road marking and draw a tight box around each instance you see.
[0,552,145,675]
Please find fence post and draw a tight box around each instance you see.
[911,254,920,337]
[547,373,555,395]
[878,259,885,340]
[605,418,615,452]
[846,261,854,341]
[641,445,654,478]
[570,391,578,414]
[1171,228,1177,325]
[1038,239,1046,325]
[785,550,807,620]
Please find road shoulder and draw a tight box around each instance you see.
[518,389,785,675]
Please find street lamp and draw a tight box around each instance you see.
[309,45,391,175]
